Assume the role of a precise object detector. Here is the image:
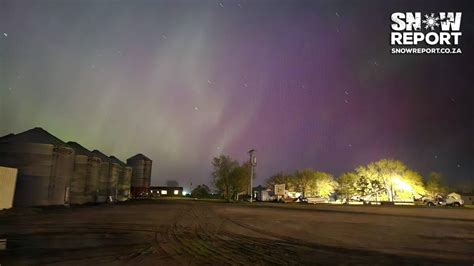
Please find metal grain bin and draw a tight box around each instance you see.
[108,163,120,201]
[67,142,101,204]
[0,166,18,209]
[0,128,75,206]
[109,156,132,202]
[91,150,118,202]
[127,154,152,198]
[68,155,88,204]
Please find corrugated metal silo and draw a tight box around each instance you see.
[67,142,102,204]
[127,153,152,197]
[91,150,118,202]
[109,156,132,202]
[0,128,75,206]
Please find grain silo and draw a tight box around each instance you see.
[127,154,152,198]
[67,142,102,204]
[91,150,119,202]
[109,156,132,202]
[0,128,75,206]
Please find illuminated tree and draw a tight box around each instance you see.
[400,170,426,198]
[337,172,359,201]
[356,159,408,201]
[311,171,337,198]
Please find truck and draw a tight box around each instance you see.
[422,192,464,207]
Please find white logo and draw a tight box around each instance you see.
[390,12,462,54]
[422,13,440,31]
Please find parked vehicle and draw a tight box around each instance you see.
[444,193,464,207]
[423,193,464,207]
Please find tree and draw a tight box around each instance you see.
[425,172,447,197]
[211,155,251,201]
[356,159,408,201]
[400,170,426,198]
[337,172,359,201]
[191,184,211,198]
[293,169,315,197]
[228,163,250,200]
[211,155,239,201]
[265,172,294,191]
[311,171,337,198]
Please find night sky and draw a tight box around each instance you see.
[1,0,473,190]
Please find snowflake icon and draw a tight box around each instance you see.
[422,13,440,31]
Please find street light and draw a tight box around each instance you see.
[248,149,256,203]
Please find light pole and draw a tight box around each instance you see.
[248,149,256,203]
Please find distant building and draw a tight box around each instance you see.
[150,186,183,197]
[253,185,275,201]
[460,193,474,205]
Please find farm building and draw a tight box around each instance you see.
[150,186,183,197]
[0,128,75,206]
[127,154,152,197]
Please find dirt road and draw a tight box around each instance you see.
[0,200,473,265]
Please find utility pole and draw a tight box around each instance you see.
[248,149,256,203]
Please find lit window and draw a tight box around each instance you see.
[161,190,167,195]
[174,190,179,195]
[150,190,153,193]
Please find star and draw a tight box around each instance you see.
[344,90,349,95]
[8,87,12,91]
[348,144,352,148]
[219,3,224,8]
[194,106,199,111]
[207,80,212,84]
[243,83,248,87]
[335,12,340,18]
[457,164,461,168]
[434,155,438,159]
[3,33,7,37]
[344,99,349,104]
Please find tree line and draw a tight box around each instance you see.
[266,159,448,201]
[205,156,449,202]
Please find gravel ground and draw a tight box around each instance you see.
[0,199,473,265]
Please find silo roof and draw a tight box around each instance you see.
[91,149,112,163]
[0,133,15,141]
[0,127,66,145]
[127,153,152,161]
[109,155,127,167]
[67,141,94,157]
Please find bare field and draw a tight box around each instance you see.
[0,200,473,265]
